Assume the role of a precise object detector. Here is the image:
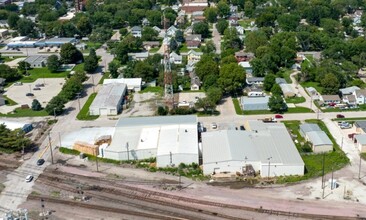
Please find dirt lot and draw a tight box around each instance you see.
[1,78,65,113]
[120,92,162,117]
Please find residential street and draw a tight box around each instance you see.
[212,23,221,54]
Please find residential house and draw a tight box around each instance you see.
[276,78,296,98]
[230,5,238,14]
[0,29,8,38]
[339,86,360,97]
[246,77,264,86]
[0,20,8,28]
[343,95,357,106]
[248,90,265,97]
[354,89,366,104]
[175,15,186,26]
[192,11,205,21]
[187,50,203,62]
[228,16,238,26]
[166,26,178,37]
[172,4,180,12]
[128,52,149,61]
[238,61,252,74]
[0,78,5,86]
[184,25,194,35]
[181,0,208,15]
[191,76,201,90]
[131,26,142,38]
[142,18,150,26]
[235,26,244,35]
[235,52,254,62]
[186,60,197,73]
[170,52,183,65]
[185,34,202,42]
[275,78,287,84]
[186,40,201,48]
[320,95,341,105]
[143,41,160,51]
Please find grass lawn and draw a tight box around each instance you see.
[76,93,99,121]
[285,96,306,104]
[0,108,49,117]
[139,86,163,96]
[232,98,244,115]
[287,107,313,113]
[238,19,255,28]
[3,95,17,106]
[300,81,324,94]
[149,47,160,53]
[278,120,349,183]
[278,68,293,83]
[85,42,102,50]
[73,63,84,72]
[179,43,202,53]
[98,72,110,84]
[20,68,69,83]
[243,110,272,115]
[361,153,366,160]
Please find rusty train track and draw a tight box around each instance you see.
[37,175,245,220]
[28,194,182,220]
[40,170,364,220]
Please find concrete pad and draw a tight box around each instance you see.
[178,92,206,103]
[4,57,25,68]
[1,78,65,113]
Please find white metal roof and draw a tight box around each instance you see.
[238,61,251,68]
[0,120,29,130]
[306,131,332,146]
[355,134,366,145]
[104,78,142,88]
[90,83,126,109]
[202,122,304,165]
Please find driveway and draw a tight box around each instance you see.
[290,71,318,112]
[212,23,221,54]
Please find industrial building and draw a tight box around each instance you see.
[201,121,304,177]
[299,123,333,153]
[89,83,127,116]
[240,96,269,111]
[34,37,77,47]
[103,78,142,91]
[23,55,49,68]
[103,115,199,167]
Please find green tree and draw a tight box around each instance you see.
[157,106,169,115]
[204,7,218,23]
[263,73,276,91]
[268,95,287,113]
[89,27,113,43]
[277,14,300,31]
[141,26,158,41]
[7,13,19,29]
[250,58,266,77]
[216,18,228,35]
[201,40,216,54]
[109,59,121,78]
[60,43,83,64]
[217,63,246,94]
[133,61,155,82]
[17,61,31,74]
[45,96,65,116]
[195,56,219,82]
[206,87,223,104]
[0,64,21,82]
[321,73,340,94]
[76,16,92,36]
[47,55,60,73]
[16,18,37,37]
[31,99,42,111]
[193,22,210,38]
[175,30,184,43]
[0,124,31,152]
[244,1,254,17]
[84,48,98,73]
[217,1,230,18]
[222,27,242,51]
[245,31,268,53]
[195,97,216,113]
[271,83,283,96]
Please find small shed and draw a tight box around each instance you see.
[355,134,366,153]
[280,84,296,98]
[306,131,333,153]
[299,123,322,137]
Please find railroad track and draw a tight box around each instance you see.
[40,169,363,220]
[37,175,244,220]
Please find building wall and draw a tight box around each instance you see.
[283,91,296,98]
[358,143,366,153]
[203,160,261,175]
[157,153,198,167]
[103,148,157,161]
[89,95,123,116]
[260,163,304,177]
[243,103,268,111]
[313,144,333,153]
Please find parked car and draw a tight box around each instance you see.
[35,83,45,87]
[348,133,356,139]
[211,122,217,129]
[239,125,245,130]
[336,114,345,118]
[25,175,33,182]
[274,114,283,119]
[33,87,41,91]
[37,158,45,166]
[14,82,22,86]
[26,93,34,97]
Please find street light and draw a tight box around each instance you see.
[267,157,272,180]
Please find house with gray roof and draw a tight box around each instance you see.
[0,94,5,106]
[202,121,304,177]
[131,26,142,38]
[240,96,269,111]
[354,89,366,104]
[299,123,332,153]
[23,55,49,68]
[170,52,182,65]
[246,77,264,85]
[355,120,366,133]
[339,86,360,96]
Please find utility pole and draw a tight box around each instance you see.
[48,132,54,164]
[126,142,129,161]
[359,154,362,179]
[95,152,99,172]
[170,151,173,165]
[53,108,56,120]
[76,92,81,111]
[321,153,325,199]
[267,157,272,180]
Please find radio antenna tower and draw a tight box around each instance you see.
[163,12,174,107]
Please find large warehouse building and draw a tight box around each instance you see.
[104,78,142,91]
[202,121,304,177]
[103,115,199,167]
[240,96,269,111]
[89,83,126,116]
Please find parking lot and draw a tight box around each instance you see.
[178,92,206,103]
[1,78,65,113]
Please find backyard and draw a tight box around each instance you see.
[20,68,69,83]
[0,107,48,117]
[300,81,324,94]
